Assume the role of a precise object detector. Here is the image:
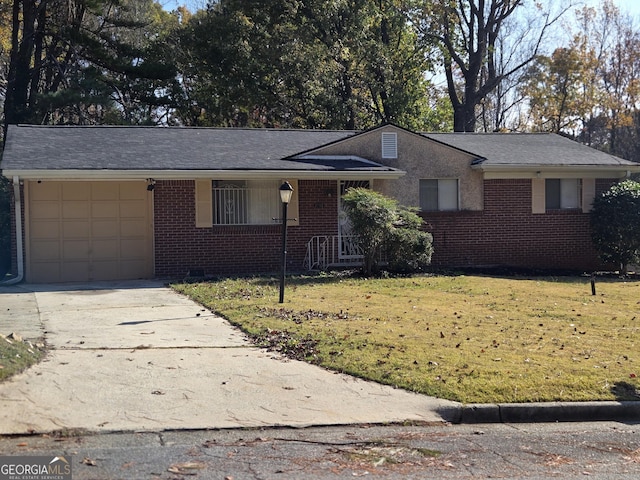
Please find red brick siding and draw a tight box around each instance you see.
[153,180,338,277]
[422,179,615,271]
[6,177,619,281]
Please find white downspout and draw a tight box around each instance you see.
[1,176,24,284]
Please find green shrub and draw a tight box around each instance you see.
[341,188,433,275]
[590,180,640,274]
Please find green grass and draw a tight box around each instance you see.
[0,335,45,381]
[172,274,640,404]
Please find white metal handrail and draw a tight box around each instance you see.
[304,236,364,271]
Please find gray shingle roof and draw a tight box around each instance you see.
[0,124,396,173]
[425,132,638,167]
[3,125,637,179]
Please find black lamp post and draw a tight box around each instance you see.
[279,181,294,303]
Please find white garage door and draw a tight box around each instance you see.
[27,181,153,283]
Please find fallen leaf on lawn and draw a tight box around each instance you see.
[623,448,640,463]
[17,442,27,447]
[82,457,97,466]
[168,461,206,475]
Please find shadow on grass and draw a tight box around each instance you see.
[612,382,640,401]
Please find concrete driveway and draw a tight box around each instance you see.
[0,281,457,434]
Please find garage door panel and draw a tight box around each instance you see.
[121,239,147,259]
[31,183,60,201]
[62,262,91,282]
[62,183,90,201]
[31,203,60,220]
[120,260,147,278]
[63,220,90,238]
[28,181,152,282]
[120,183,146,200]
[121,219,146,236]
[92,239,118,259]
[91,262,119,280]
[92,183,119,200]
[92,203,118,218]
[120,201,146,218]
[31,240,60,261]
[61,182,91,202]
[31,222,59,239]
[63,240,90,260]
[93,220,118,238]
[30,263,61,283]
[62,202,90,219]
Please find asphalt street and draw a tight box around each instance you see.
[1,422,639,479]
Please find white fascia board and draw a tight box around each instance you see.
[474,164,640,179]
[2,169,406,181]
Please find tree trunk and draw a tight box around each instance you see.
[453,101,477,132]
[5,0,46,130]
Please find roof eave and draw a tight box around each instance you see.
[472,164,640,179]
[2,169,406,181]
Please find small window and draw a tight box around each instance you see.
[420,179,459,211]
[381,132,397,159]
[545,179,581,210]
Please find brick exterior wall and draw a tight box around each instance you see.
[5,177,617,281]
[153,179,339,278]
[154,177,613,277]
[422,179,614,272]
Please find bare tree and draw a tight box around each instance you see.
[412,0,573,132]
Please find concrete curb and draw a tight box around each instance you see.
[440,401,640,424]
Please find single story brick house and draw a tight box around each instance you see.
[1,123,639,283]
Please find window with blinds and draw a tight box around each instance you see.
[419,179,459,211]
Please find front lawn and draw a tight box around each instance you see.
[173,274,640,404]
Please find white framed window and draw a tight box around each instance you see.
[381,132,398,159]
[545,179,581,210]
[195,179,299,227]
[420,179,459,211]
[213,179,283,225]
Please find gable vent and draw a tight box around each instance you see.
[381,132,398,159]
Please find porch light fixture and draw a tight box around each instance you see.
[147,178,156,191]
[279,181,294,303]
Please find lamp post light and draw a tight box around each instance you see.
[279,181,294,303]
